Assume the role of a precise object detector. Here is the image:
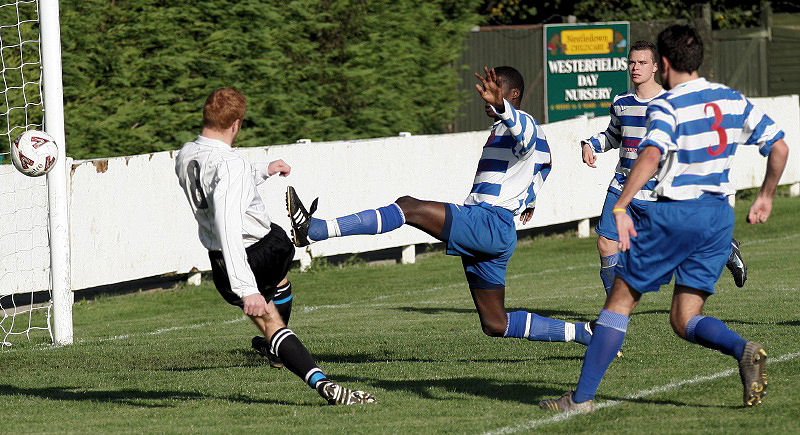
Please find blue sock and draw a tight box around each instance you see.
[574,322,593,346]
[505,311,569,342]
[573,310,629,403]
[685,315,747,360]
[308,218,329,241]
[309,203,405,241]
[599,253,618,295]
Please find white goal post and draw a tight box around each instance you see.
[0,0,70,347]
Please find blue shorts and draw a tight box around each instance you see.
[595,189,651,241]
[442,203,517,289]
[615,194,734,294]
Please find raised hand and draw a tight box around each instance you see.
[474,66,505,112]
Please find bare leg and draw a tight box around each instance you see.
[469,287,508,337]
[395,196,448,240]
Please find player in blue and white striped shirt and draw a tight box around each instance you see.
[541,25,789,413]
[287,66,594,349]
[582,40,746,295]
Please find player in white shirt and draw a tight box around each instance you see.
[286,67,595,350]
[581,40,746,294]
[541,25,788,413]
[175,87,375,405]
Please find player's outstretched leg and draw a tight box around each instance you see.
[286,186,405,247]
[726,239,747,288]
[269,327,376,405]
[505,311,593,345]
[739,341,768,406]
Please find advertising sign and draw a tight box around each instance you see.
[544,22,630,122]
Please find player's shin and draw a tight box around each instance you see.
[505,311,588,343]
[573,310,629,402]
[269,327,328,389]
[685,315,747,359]
[600,253,619,295]
[312,204,405,240]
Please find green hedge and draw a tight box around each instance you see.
[59,0,480,159]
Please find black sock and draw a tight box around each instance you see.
[269,327,327,388]
[273,282,293,325]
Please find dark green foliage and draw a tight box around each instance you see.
[58,0,480,159]
[482,0,790,30]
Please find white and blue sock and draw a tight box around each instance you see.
[685,315,747,360]
[505,311,590,343]
[308,203,405,241]
[599,253,619,295]
[573,310,629,403]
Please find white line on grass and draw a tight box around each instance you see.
[484,351,800,434]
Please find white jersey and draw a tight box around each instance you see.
[584,88,666,201]
[175,135,273,299]
[464,99,552,214]
[641,78,784,200]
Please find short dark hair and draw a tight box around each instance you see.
[629,40,657,64]
[494,66,524,101]
[657,25,703,73]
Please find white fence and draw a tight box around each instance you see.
[4,95,799,293]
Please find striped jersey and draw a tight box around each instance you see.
[640,78,784,200]
[175,135,274,299]
[464,99,552,214]
[584,88,666,201]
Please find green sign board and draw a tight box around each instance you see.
[544,22,630,123]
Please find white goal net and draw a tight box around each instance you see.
[0,0,70,348]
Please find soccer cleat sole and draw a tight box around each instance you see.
[739,342,767,407]
[285,186,314,247]
[318,382,377,405]
[726,239,747,288]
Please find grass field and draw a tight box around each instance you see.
[3,194,799,433]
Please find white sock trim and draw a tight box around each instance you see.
[327,219,341,237]
[305,367,323,384]
[392,203,406,224]
[270,328,294,355]
[564,323,576,342]
[524,313,532,339]
[375,209,382,233]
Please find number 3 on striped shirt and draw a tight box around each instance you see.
[705,103,727,156]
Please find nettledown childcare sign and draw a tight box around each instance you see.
[544,22,630,122]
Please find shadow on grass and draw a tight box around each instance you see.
[395,306,595,321]
[0,384,312,407]
[598,394,741,409]
[331,374,563,405]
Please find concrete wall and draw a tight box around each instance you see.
[5,95,799,294]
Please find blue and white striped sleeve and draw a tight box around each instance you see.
[741,98,785,157]
[584,103,622,152]
[495,99,538,158]
[638,98,677,159]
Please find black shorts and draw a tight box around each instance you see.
[208,223,295,307]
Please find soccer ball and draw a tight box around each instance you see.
[10,130,58,177]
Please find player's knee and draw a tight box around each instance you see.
[480,318,507,337]
[597,236,618,257]
[669,312,689,339]
[395,196,420,217]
